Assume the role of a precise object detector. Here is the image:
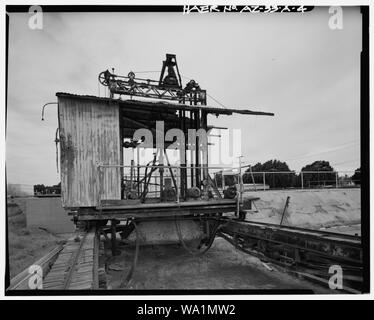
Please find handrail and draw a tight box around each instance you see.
[97,164,351,175]
[41,102,58,121]
[97,163,244,170]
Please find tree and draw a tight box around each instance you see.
[33,183,61,195]
[301,160,335,188]
[243,159,296,189]
[351,167,361,185]
[33,184,46,194]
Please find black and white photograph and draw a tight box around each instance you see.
[2,1,371,303]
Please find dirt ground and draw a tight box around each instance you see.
[105,237,331,293]
[7,198,66,278]
[6,192,359,291]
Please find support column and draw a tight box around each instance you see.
[111,220,117,256]
[201,110,209,193]
[195,110,200,189]
[136,147,140,196]
[159,148,164,202]
[190,110,194,188]
[179,110,186,199]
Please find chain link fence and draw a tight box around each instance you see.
[214,170,360,191]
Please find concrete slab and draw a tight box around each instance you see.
[24,197,75,234]
[243,188,361,230]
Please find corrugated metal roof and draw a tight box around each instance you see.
[56,92,274,117]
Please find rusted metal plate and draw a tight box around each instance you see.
[58,96,121,207]
[221,219,362,263]
[220,219,363,292]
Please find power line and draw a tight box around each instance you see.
[285,140,360,162]
[206,93,228,109]
[331,158,360,166]
[180,74,228,109]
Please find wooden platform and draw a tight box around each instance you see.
[43,230,98,290]
[75,198,250,220]
[99,198,240,210]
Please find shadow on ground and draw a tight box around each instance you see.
[105,237,331,293]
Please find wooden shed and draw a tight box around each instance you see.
[57,93,121,207]
[56,92,273,220]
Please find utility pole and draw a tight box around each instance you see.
[301,171,304,189]
[263,171,266,191]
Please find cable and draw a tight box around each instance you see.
[63,232,88,289]
[55,128,59,174]
[206,93,228,109]
[180,73,229,109]
[120,221,140,288]
[285,141,360,162]
[174,216,222,256]
[331,159,361,166]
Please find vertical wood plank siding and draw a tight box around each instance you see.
[58,96,121,207]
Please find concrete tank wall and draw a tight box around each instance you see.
[243,188,361,229]
[24,197,75,234]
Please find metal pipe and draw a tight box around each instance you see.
[280,196,290,226]
[41,102,58,121]
[55,127,60,173]
[130,159,134,192]
[236,191,240,217]
[238,156,244,203]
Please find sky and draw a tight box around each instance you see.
[6,7,362,186]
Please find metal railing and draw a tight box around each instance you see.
[96,164,360,209]
[219,170,360,191]
[96,163,241,208]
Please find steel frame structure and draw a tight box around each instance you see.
[99,54,207,104]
